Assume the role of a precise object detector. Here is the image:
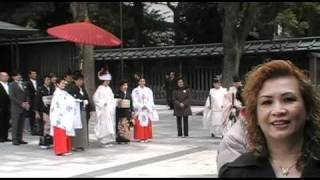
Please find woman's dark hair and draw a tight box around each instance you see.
[55,78,64,85]
[119,80,128,87]
[176,77,189,88]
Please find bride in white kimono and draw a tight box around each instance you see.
[203,78,227,138]
[93,73,116,145]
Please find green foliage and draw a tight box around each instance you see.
[274,2,320,37]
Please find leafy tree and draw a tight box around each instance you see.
[274,2,320,38]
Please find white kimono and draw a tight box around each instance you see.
[202,87,228,137]
[93,85,116,144]
[50,88,81,136]
[131,86,159,127]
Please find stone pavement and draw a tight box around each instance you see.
[0,105,220,178]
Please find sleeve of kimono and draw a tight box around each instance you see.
[204,95,210,108]
[114,91,121,99]
[129,94,134,112]
[49,91,59,124]
[131,89,143,111]
[144,88,155,111]
[107,89,116,108]
[93,87,106,108]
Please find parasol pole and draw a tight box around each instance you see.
[120,2,124,80]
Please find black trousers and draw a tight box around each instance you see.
[176,116,189,136]
[26,110,35,132]
[166,91,173,109]
[0,109,10,140]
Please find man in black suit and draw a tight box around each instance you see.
[10,71,29,145]
[25,70,41,135]
[0,72,11,142]
[164,72,176,110]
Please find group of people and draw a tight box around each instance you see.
[202,75,244,139]
[93,72,159,146]
[0,70,57,147]
[0,69,162,156]
[2,59,320,177]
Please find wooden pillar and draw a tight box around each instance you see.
[14,40,20,72]
[141,60,144,77]
[10,40,15,71]
[179,59,182,77]
[309,52,320,89]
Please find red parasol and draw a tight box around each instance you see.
[47,21,122,47]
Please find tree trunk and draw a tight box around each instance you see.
[219,2,259,87]
[82,45,95,104]
[167,2,183,45]
[70,2,95,110]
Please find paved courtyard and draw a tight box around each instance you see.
[0,105,220,178]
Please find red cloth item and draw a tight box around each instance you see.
[53,127,72,155]
[134,117,152,140]
[47,21,122,47]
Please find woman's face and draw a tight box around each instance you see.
[44,77,51,86]
[257,76,307,141]
[75,78,84,87]
[103,80,110,86]
[57,80,66,90]
[139,79,146,87]
[177,79,184,88]
[213,82,221,89]
[120,83,128,92]
[51,76,57,84]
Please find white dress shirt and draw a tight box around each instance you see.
[0,81,9,95]
[30,79,37,91]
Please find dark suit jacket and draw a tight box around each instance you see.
[0,83,10,112]
[67,84,92,122]
[25,79,41,109]
[9,81,29,114]
[219,152,320,178]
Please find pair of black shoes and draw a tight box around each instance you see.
[178,135,189,138]
[0,138,12,143]
[12,140,28,145]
